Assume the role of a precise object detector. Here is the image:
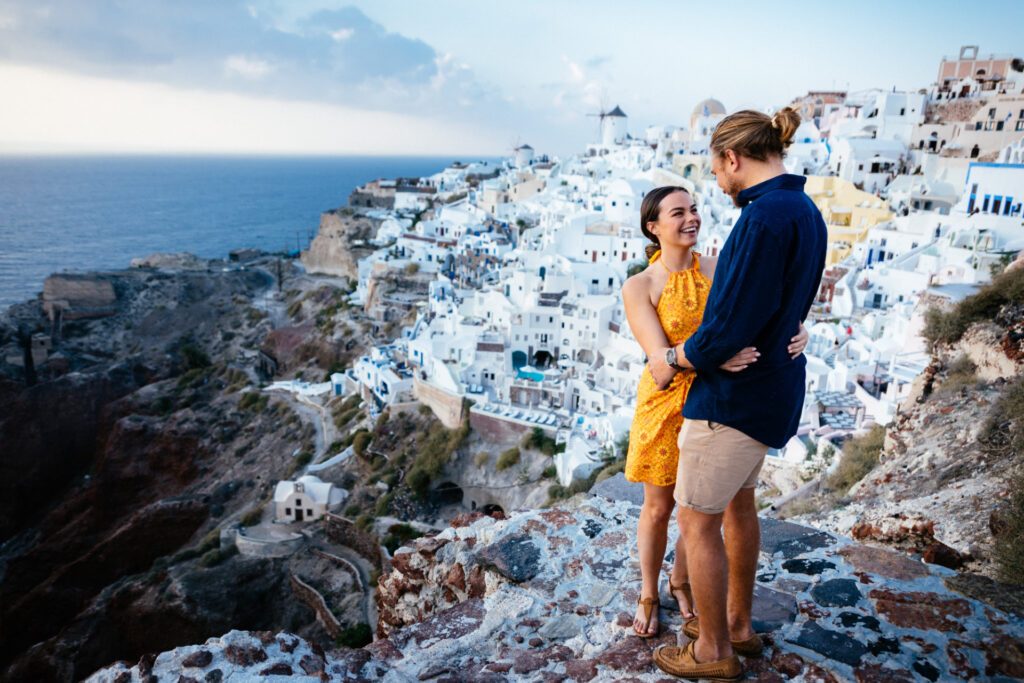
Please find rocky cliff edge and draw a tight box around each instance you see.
[87,477,1024,682]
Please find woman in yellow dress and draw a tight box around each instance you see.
[621,186,808,637]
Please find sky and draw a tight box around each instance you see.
[0,0,1022,156]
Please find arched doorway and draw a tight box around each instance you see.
[481,503,505,516]
[433,481,463,506]
[512,350,528,370]
[533,350,553,368]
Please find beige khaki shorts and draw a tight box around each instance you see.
[674,419,769,514]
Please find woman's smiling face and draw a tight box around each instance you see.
[649,190,700,248]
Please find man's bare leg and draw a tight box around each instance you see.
[724,487,760,641]
[678,506,732,662]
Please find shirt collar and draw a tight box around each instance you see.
[736,173,806,208]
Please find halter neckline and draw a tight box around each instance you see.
[650,249,700,274]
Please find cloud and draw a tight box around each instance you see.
[0,1,487,116]
[223,55,273,80]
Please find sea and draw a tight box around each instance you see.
[0,155,485,308]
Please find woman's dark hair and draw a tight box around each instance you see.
[640,186,690,260]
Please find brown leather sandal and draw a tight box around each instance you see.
[634,596,660,638]
[669,579,696,619]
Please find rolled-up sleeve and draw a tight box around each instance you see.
[684,219,787,372]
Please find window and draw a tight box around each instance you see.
[1017,121,1024,131]
[285,508,291,514]
[997,121,1005,131]
[975,122,983,131]
[1005,197,1014,216]
[989,108,996,118]
[296,498,302,506]
[307,509,312,516]
[993,196,1003,214]
[900,108,905,115]
[983,195,991,212]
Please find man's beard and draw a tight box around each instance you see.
[726,177,744,205]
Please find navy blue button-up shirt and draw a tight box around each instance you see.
[682,174,827,448]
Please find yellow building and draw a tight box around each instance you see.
[804,176,893,264]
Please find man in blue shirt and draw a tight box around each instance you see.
[654,108,827,681]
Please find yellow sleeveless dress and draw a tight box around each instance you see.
[624,250,710,487]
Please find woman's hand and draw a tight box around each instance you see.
[788,323,809,359]
[648,355,678,390]
[720,347,759,373]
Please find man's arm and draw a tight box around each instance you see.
[678,219,787,372]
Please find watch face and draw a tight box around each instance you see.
[666,347,676,365]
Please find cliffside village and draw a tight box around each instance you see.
[305,45,1024,493]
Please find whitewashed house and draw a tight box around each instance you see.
[274,475,346,523]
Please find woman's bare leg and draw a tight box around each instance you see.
[669,526,695,618]
[634,483,676,635]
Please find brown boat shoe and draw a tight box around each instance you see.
[653,640,743,681]
[682,617,764,657]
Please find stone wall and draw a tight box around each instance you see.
[468,409,536,443]
[42,275,117,320]
[323,513,383,571]
[289,574,342,639]
[413,377,464,429]
[233,531,306,559]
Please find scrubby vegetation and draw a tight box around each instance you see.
[382,522,421,554]
[922,267,1024,348]
[937,355,980,395]
[240,507,263,527]
[521,427,564,456]
[336,623,373,648]
[496,447,521,471]
[238,391,269,412]
[826,425,886,497]
[980,378,1024,584]
[778,426,886,518]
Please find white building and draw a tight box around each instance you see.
[274,475,346,523]
[829,137,906,193]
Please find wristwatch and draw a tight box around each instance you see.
[665,346,685,371]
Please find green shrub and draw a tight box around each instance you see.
[922,267,1024,348]
[980,378,1024,460]
[496,447,521,471]
[374,492,393,517]
[240,507,263,527]
[826,425,886,496]
[994,465,1024,585]
[177,367,209,389]
[938,355,979,395]
[542,465,557,479]
[199,545,238,568]
[354,514,374,531]
[405,412,471,498]
[238,391,268,412]
[474,451,490,467]
[353,431,373,457]
[336,623,373,648]
[403,263,420,275]
[522,427,560,456]
[382,523,420,554]
[180,342,211,370]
